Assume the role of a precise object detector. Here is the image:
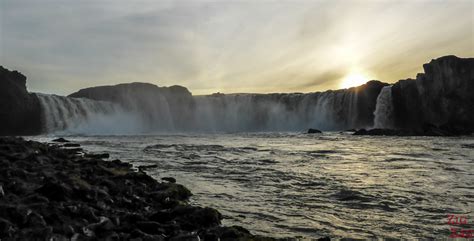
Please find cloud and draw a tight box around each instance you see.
[1,0,473,95]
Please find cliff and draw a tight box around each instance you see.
[391,55,474,133]
[0,66,42,135]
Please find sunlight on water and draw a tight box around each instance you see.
[30,133,474,239]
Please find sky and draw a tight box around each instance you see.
[1,0,473,95]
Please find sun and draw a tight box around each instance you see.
[340,73,370,89]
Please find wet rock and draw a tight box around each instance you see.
[353,128,414,136]
[169,232,200,241]
[87,216,115,233]
[137,164,158,172]
[318,237,331,241]
[0,137,282,240]
[21,194,49,204]
[332,189,371,202]
[130,228,165,241]
[25,211,47,228]
[307,128,322,134]
[136,221,165,235]
[173,206,222,230]
[52,138,70,143]
[0,218,14,237]
[85,153,110,159]
[161,177,176,183]
[64,143,81,147]
[35,181,72,201]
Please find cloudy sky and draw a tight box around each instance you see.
[1,0,473,95]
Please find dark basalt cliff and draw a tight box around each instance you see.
[0,67,41,135]
[349,80,388,128]
[391,55,474,134]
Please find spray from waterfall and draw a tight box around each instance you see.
[36,85,381,135]
[36,94,145,135]
[373,86,395,129]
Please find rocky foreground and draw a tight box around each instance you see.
[0,137,295,241]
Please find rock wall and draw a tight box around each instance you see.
[391,55,474,132]
[0,66,41,135]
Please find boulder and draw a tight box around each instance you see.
[52,138,70,143]
[307,128,322,134]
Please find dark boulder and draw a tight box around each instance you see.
[353,128,414,136]
[161,177,176,183]
[85,153,110,159]
[307,128,322,134]
[35,181,72,202]
[52,138,70,143]
[353,124,472,137]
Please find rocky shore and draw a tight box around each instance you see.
[0,137,288,241]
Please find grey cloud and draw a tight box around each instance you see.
[1,0,472,95]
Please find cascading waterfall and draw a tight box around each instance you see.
[373,86,394,128]
[192,90,361,132]
[36,87,377,134]
[36,94,144,134]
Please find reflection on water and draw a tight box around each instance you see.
[31,133,474,239]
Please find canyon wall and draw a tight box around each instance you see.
[0,55,472,135]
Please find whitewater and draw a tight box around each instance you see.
[30,133,474,239]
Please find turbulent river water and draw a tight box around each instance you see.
[31,133,474,239]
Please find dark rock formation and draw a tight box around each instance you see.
[353,123,470,137]
[52,138,70,143]
[0,137,283,240]
[353,128,416,136]
[0,66,41,135]
[307,128,322,134]
[349,80,389,128]
[391,56,474,133]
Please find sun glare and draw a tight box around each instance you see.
[340,73,369,89]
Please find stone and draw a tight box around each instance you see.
[35,181,72,201]
[137,164,158,171]
[64,143,81,147]
[161,177,176,183]
[85,153,110,159]
[136,221,165,235]
[307,128,322,134]
[52,138,70,143]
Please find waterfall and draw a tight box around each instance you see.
[192,91,361,132]
[35,86,380,134]
[36,94,144,134]
[373,86,394,129]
